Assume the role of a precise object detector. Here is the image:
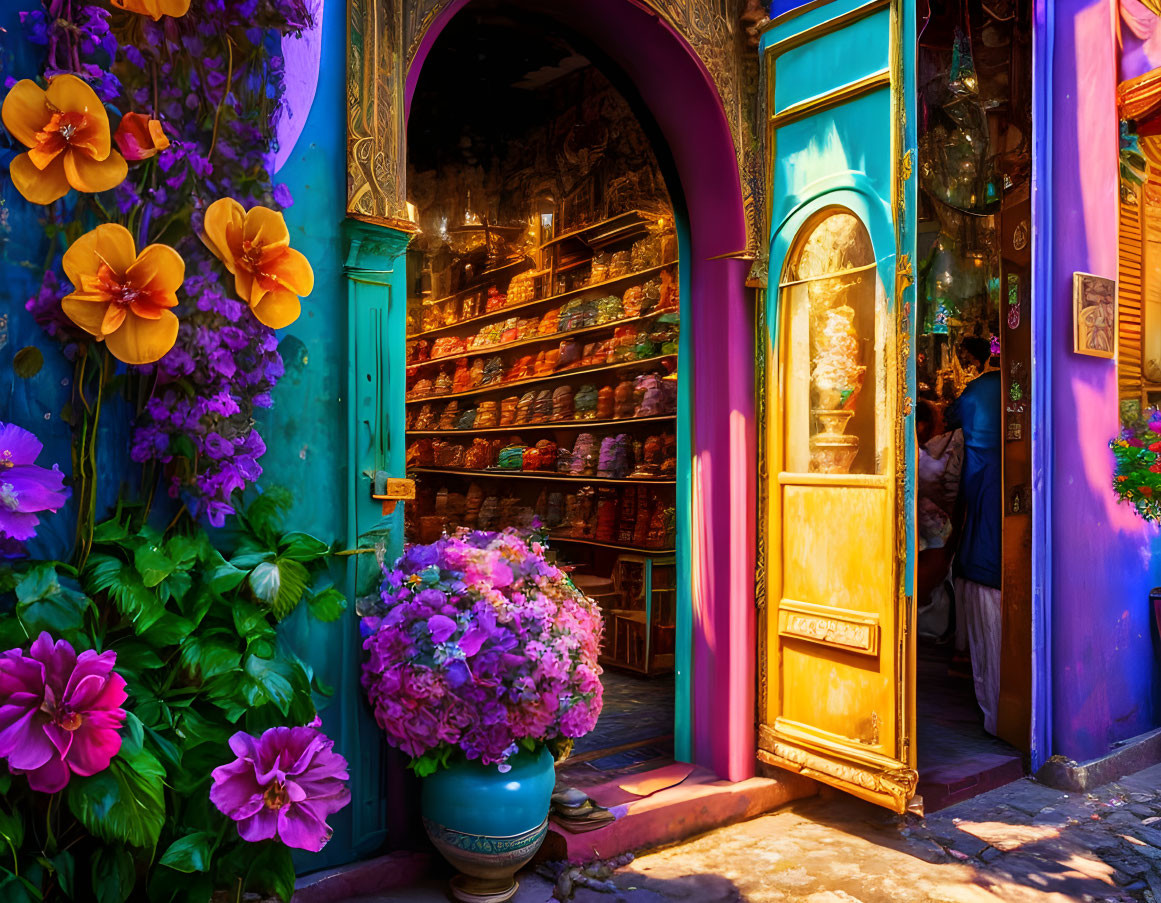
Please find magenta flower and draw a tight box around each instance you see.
[0,633,128,793]
[210,725,351,852]
[0,422,69,543]
[362,529,604,769]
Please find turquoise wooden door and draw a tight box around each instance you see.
[757,0,920,812]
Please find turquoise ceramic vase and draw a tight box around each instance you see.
[421,745,556,903]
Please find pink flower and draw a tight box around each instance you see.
[0,633,127,793]
[210,725,351,852]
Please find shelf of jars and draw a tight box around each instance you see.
[408,262,674,340]
[405,353,676,406]
[409,467,675,486]
[411,305,677,368]
[405,413,675,437]
[405,207,679,677]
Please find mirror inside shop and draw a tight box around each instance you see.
[404,4,679,782]
[911,0,1034,802]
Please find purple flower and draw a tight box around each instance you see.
[0,633,128,793]
[362,529,603,769]
[210,725,351,852]
[273,183,293,208]
[0,424,70,543]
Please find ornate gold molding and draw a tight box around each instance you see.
[757,740,918,812]
[349,0,765,264]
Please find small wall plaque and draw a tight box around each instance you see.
[1073,272,1116,359]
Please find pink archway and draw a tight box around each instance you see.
[406,0,757,782]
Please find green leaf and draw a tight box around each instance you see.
[207,547,249,592]
[0,807,24,851]
[308,587,347,622]
[13,346,43,379]
[243,655,295,716]
[90,846,135,903]
[144,726,182,772]
[278,531,331,562]
[158,831,214,874]
[107,640,164,675]
[49,850,74,898]
[133,540,174,588]
[91,520,128,543]
[122,712,145,752]
[0,868,42,903]
[85,555,163,633]
[179,630,241,680]
[14,565,91,637]
[232,601,276,645]
[139,612,196,648]
[245,842,296,902]
[67,742,165,849]
[242,486,293,538]
[163,534,202,568]
[248,558,309,620]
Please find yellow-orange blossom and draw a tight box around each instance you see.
[110,0,191,19]
[1,74,127,205]
[201,198,313,329]
[62,224,184,366]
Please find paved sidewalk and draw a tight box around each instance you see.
[357,762,1161,903]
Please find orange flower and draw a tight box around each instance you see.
[61,224,184,365]
[114,112,170,161]
[201,198,314,329]
[1,74,127,205]
[109,0,191,19]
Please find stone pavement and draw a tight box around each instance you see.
[354,762,1161,903]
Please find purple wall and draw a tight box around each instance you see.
[1048,0,1161,762]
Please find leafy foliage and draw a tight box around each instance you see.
[1111,410,1161,521]
[0,493,342,902]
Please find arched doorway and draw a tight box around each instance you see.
[402,0,757,781]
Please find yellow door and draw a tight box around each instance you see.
[757,0,918,813]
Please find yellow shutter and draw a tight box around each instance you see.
[1119,188,1145,406]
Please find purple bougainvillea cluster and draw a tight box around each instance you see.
[17,0,312,526]
[361,529,604,772]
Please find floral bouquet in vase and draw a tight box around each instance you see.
[810,305,867,473]
[360,528,603,902]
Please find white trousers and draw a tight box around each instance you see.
[954,577,1002,735]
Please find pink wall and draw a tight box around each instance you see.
[406,0,758,781]
[1047,0,1161,761]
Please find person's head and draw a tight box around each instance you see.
[915,399,936,445]
[959,335,992,371]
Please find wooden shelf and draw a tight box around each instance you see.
[550,536,676,554]
[405,353,676,405]
[539,210,659,251]
[408,467,676,487]
[417,258,534,309]
[406,413,676,436]
[407,263,675,340]
[414,308,675,369]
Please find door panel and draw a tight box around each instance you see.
[757,0,918,813]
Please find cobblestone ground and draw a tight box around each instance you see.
[359,762,1161,903]
[515,762,1161,903]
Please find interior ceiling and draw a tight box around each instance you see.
[407,2,591,171]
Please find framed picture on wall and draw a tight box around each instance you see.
[1073,272,1117,359]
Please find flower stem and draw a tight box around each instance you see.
[208,36,235,160]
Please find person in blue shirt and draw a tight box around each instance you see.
[944,335,1002,735]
